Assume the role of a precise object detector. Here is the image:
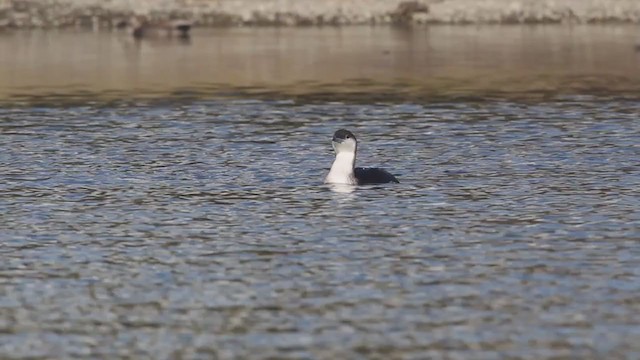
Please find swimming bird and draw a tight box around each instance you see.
[125,16,192,40]
[325,129,399,185]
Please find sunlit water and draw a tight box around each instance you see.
[1,97,640,358]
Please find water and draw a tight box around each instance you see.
[1,97,639,358]
[2,25,640,103]
[1,25,640,359]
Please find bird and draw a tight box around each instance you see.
[325,129,399,185]
[122,16,192,40]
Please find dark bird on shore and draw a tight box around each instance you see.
[123,16,192,40]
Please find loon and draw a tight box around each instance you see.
[325,129,399,185]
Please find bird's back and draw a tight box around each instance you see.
[354,167,399,185]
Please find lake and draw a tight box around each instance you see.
[1,25,640,359]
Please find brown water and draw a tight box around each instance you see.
[1,25,640,103]
[1,26,640,359]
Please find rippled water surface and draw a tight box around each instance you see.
[1,97,640,358]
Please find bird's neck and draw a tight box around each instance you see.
[325,151,357,185]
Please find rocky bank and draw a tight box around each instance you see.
[1,0,640,28]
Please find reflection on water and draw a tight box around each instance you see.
[1,98,639,358]
[1,25,640,103]
[328,183,357,194]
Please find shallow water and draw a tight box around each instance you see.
[1,96,640,358]
[2,25,640,103]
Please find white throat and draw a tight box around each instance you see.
[325,151,357,185]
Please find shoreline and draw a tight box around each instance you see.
[1,0,640,29]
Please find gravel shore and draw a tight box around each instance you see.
[1,0,640,28]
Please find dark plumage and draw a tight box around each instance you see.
[128,16,192,40]
[354,167,399,185]
[333,129,356,142]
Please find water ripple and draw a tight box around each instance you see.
[1,98,639,358]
